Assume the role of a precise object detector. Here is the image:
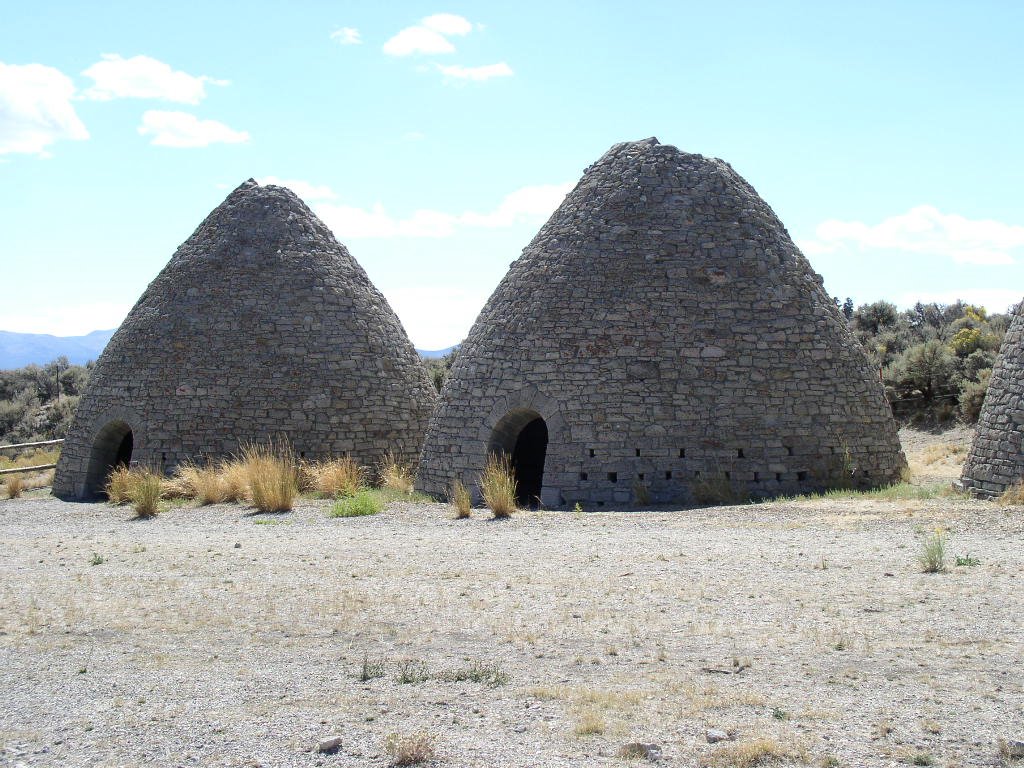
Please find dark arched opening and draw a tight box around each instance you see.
[84,420,134,499]
[488,409,548,508]
[511,417,547,507]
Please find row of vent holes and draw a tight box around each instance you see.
[591,447,797,459]
[583,470,822,483]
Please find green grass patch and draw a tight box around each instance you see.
[776,482,963,503]
[330,489,384,518]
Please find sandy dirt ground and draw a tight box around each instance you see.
[1,426,1022,768]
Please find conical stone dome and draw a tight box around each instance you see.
[416,139,905,507]
[55,180,436,499]
[960,301,1024,497]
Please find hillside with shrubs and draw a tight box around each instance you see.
[0,299,1015,450]
[844,299,1012,424]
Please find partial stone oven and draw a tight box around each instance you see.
[416,138,907,507]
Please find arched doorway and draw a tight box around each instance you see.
[488,409,548,507]
[83,420,134,499]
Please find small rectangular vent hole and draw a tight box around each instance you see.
[665,471,672,480]
[580,472,588,481]
[608,472,617,483]
[797,471,807,481]
[737,448,744,458]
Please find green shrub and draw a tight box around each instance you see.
[330,489,382,517]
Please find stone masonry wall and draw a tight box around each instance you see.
[416,139,906,506]
[55,181,436,499]
[960,302,1024,497]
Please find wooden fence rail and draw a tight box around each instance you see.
[0,438,64,452]
[0,438,63,477]
[0,463,57,476]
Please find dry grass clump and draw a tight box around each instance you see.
[240,442,298,513]
[384,731,435,766]
[997,481,1024,506]
[692,474,745,506]
[703,736,808,766]
[378,452,415,496]
[4,475,25,499]
[305,456,363,498]
[480,453,517,519]
[449,478,472,519]
[105,465,133,504]
[573,710,606,736]
[219,459,250,502]
[121,466,163,518]
[919,442,966,465]
[175,463,226,505]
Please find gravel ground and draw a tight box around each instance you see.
[1,428,1022,768]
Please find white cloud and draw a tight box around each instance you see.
[385,285,487,349]
[330,27,362,45]
[81,54,227,104]
[256,176,337,201]
[315,182,573,240]
[0,300,131,336]
[437,62,513,81]
[383,26,455,56]
[421,13,472,37]
[138,110,249,148]
[799,205,1024,265]
[382,13,473,56]
[0,62,89,156]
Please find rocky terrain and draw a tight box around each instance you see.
[1,427,1021,767]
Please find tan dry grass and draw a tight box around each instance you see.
[305,456,363,498]
[176,463,226,505]
[384,731,435,766]
[997,481,1024,506]
[127,467,163,518]
[378,452,415,496]
[480,453,516,519]
[703,736,808,766]
[4,475,25,499]
[449,479,471,519]
[104,465,132,505]
[240,442,298,513]
[219,459,250,502]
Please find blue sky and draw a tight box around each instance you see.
[2,1,1022,349]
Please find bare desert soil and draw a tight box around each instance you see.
[1,427,1022,768]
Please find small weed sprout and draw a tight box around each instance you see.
[573,501,583,514]
[772,706,788,720]
[449,478,472,519]
[441,660,509,687]
[919,528,948,573]
[395,659,429,684]
[955,553,980,566]
[359,655,387,681]
[330,489,382,518]
[89,552,105,566]
[384,731,435,766]
[480,453,517,519]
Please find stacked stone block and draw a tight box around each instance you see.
[416,138,906,506]
[54,180,436,499]
[960,302,1024,497]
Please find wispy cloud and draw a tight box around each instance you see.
[0,300,131,336]
[798,205,1024,265]
[330,27,362,45]
[82,54,228,104]
[138,110,249,148]
[437,62,513,81]
[383,13,472,56]
[315,182,573,239]
[0,61,89,156]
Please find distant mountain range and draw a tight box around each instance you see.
[1,329,456,369]
[0,329,116,369]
